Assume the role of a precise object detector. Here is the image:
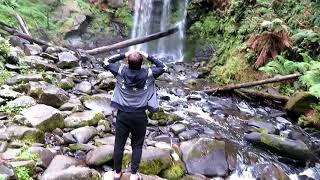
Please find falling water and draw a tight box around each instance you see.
[130,0,188,62]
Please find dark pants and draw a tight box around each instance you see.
[113,110,147,174]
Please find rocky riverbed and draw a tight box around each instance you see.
[0,37,320,180]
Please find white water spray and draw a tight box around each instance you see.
[130,0,188,62]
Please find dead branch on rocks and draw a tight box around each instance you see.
[238,89,290,102]
[204,73,302,94]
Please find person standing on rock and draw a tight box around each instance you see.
[103,50,167,180]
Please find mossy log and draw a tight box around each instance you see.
[238,89,290,102]
[204,73,302,94]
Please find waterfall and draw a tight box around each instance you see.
[130,0,188,62]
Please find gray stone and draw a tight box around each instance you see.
[24,44,42,56]
[170,124,187,135]
[0,162,18,179]
[179,129,198,141]
[8,160,36,170]
[75,81,92,94]
[245,132,312,161]
[139,148,172,175]
[251,163,289,180]
[59,98,84,112]
[6,95,36,108]
[86,145,114,166]
[0,141,8,153]
[70,126,97,144]
[41,166,101,180]
[69,143,95,152]
[180,138,229,177]
[0,88,22,99]
[153,134,171,144]
[64,110,105,128]
[57,52,79,68]
[2,148,22,160]
[59,78,75,90]
[22,104,64,132]
[95,136,116,146]
[41,155,81,179]
[81,95,114,115]
[27,81,69,108]
[1,125,44,143]
[27,147,55,168]
[248,119,278,134]
[25,56,61,72]
[62,133,77,144]
[74,67,92,77]
[6,74,44,85]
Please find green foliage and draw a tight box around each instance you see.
[0,36,11,65]
[291,30,320,59]
[0,174,5,180]
[114,6,133,33]
[15,167,33,180]
[260,53,320,97]
[0,105,25,116]
[16,146,39,161]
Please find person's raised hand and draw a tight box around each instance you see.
[136,50,149,58]
[125,50,136,58]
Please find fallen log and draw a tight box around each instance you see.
[86,26,180,55]
[0,21,51,47]
[204,73,302,94]
[15,13,31,36]
[238,89,290,102]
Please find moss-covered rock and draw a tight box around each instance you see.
[139,148,172,175]
[21,104,65,132]
[148,110,181,126]
[59,78,75,90]
[64,111,105,128]
[285,92,319,119]
[5,125,44,143]
[81,94,114,116]
[245,132,312,161]
[86,145,113,166]
[161,161,186,180]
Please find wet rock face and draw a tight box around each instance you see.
[181,138,229,177]
[245,132,312,161]
[252,163,290,180]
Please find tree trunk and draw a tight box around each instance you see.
[15,13,31,36]
[85,26,179,55]
[238,89,290,102]
[204,73,302,94]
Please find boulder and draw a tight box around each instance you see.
[9,36,29,51]
[22,104,65,132]
[81,94,114,116]
[57,52,79,68]
[27,81,69,108]
[179,129,198,141]
[6,74,44,85]
[0,162,18,179]
[24,44,42,56]
[1,125,44,143]
[95,136,116,146]
[69,143,95,152]
[180,138,229,177]
[62,133,77,144]
[139,148,172,175]
[248,119,278,134]
[285,92,319,118]
[41,166,101,180]
[251,163,289,180]
[70,126,97,144]
[170,124,187,135]
[0,88,22,100]
[59,78,75,90]
[148,110,181,126]
[75,81,92,94]
[59,98,84,112]
[2,149,21,160]
[6,96,36,108]
[64,110,105,128]
[245,132,312,161]
[86,145,114,166]
[25,56,61,72]
[27,147,55,168]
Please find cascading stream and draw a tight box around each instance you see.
[130,0,188,62]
